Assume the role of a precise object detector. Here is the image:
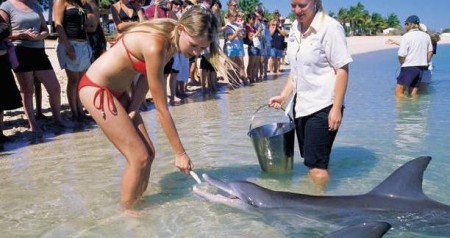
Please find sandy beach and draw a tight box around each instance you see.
[2,34,450,139]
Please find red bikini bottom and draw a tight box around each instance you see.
[78,74,124,116]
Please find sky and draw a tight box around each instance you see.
[257,0,450,32]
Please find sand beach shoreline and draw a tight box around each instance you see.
[2,35,450,139]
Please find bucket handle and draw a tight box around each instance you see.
[249,104,294,132]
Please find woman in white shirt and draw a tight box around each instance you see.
[269,0,352,190]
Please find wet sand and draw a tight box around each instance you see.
[2,35,450,139]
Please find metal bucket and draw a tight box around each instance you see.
[247,105,295,173]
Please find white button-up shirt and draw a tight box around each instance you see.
[287,12,352,117]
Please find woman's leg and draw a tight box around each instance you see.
[238,56,247,84]
[168,73,180,103]
[35,69,63,124]
[189,59,199,85]
[246,55,254,83]
[273,56,280,74]
[76,71,88,118]
[201,69,207,94]
[253,54,261,82]
[15,72,41,132]
[250,56,260,83]
[131,112,155,197]
[209,70,217,91]
[231,56,245,85]
[79,87,153,210]
[34,75,45,118]
[65,69,82,120]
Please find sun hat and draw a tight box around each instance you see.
[405,15,420,24]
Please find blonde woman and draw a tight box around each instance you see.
[78,6,232,214]
[269,0,352,190]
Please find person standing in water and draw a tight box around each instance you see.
[387,16,433,97]
[269,0,352,189]
[78,6,232,214]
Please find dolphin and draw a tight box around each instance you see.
[323,221,391,238]
[194,156,450,235]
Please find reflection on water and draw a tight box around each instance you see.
[394,97,431,161]
[1,46,450,237]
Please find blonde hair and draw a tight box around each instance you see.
[125,6,235,84]
[226,10,237,18]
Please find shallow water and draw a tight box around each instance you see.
[1,45,450,237]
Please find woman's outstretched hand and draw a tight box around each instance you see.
[175,153,193,174]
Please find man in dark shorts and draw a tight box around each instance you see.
[395,15,433,98]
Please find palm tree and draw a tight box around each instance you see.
[336,8,350,35]
[386,13,400,28]
[347,2,367,35]
[371,13,387,35]
[329,2,401,36]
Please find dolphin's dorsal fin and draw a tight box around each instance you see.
[367,156,431,199]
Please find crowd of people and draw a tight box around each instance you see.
[0,0,290,143]
[1,0,289,213]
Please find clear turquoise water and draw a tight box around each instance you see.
[0,45,449,237]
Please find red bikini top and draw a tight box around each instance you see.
[116,33,147,75]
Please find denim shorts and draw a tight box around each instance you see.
[57,40,92,72]
[270,48,284,58]
[226,47,243,57]
[248,45,261,56]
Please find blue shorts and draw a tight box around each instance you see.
[294,105,342,169]
[57,40,92,72]
[270,48,284,58]
[397,66,426,88]
[248,45,261,56]
[261,42,271,58]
